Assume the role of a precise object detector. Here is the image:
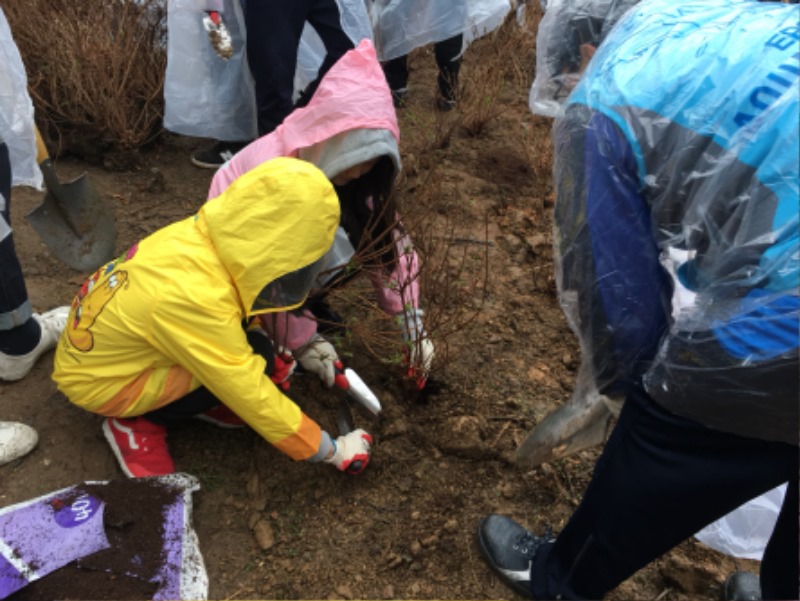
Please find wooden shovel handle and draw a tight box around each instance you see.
[34,125,49,164]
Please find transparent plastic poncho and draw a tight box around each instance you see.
[164,0,373,141]
[529,0,640,118]
[0,8,42,190]
[551,0,799,445]
[368,0,512,62]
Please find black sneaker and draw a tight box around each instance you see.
[391,87,408,109]
[190,140,249,169]
[721,572,761,601]
[436,96,457,112]
[477,514,553,598]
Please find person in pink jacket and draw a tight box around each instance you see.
[208,38,435,394]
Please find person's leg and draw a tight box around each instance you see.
[530,391,797,600]
[760,476,799,600]
[382,55,410,106]
[0,143,68,381]
[245,0,312,135]
[434,33,463,104]
[295,0,356,108]
[104,328,278,477]
[0,142,34,338]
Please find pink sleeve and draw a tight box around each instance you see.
[368,228,420,315]
[258,310,319,352]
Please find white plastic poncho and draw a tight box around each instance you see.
[0,8,42,190]
[368,0,512,62]
[163,0,373,141]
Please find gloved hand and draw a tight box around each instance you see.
[397,308,435,388]
[270,351,296,391]
[295,334,339,388]
[324,429,373,475]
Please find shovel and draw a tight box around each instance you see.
[25,127,117,272]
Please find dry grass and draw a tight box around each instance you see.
[4,0,167,154]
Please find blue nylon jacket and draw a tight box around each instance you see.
[553,0,799,443]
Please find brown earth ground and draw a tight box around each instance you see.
[1,14,759,601]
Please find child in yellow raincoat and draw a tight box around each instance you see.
[53,157,373,478]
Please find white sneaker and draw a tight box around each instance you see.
[0,421,38,465]
[0,306,70,382]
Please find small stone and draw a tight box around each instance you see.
[251,492,268,512]
[246,473,259,498]
[382,584,395,599]
[335,584,353,599]
[421,534,439,547]
[409,540,422,557]
[410,510,421,520]
[252,519,275,550]
[444,518,458,533]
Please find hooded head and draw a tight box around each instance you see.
[529,0,640,117]
[209,39,400,199]
[200,157,340,316]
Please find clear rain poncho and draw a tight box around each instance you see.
[367,0,512,62]
[164,0,373,141]
[552,0,799,446]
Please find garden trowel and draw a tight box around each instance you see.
[26,127,116,273]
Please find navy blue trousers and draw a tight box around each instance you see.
[531,391,799,600]
[0,142,33,331]
[244,0,354,135]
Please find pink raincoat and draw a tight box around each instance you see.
[208,39,421,350]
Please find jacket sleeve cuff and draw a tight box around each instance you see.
[307,430,333,463]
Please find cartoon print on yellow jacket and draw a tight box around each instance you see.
[66,245,139,352]
[53,157,340,461]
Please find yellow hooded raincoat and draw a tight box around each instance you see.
[53,158,340,461]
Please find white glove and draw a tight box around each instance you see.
[397,308,435,381]
[324,429,373,475]
[295,334,339,388]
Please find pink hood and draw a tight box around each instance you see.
[209,39,400,199]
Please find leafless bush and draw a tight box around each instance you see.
[459,8,537,136]
[4,0,167,154]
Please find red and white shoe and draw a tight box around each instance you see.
[102,417,175,478]
[194,404,246,429]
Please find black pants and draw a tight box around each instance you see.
[244,0,354,135]
[145,329,275,423]
[0,142,33,331]
[382,34,463,101]
[531,390,799,601]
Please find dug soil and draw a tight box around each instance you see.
[1,19,759,601]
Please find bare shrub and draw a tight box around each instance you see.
[4,0,167,154]
[459,8,537,136]
[295,163,489,393]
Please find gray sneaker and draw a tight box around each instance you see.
[477,514,554,598]
[0,306,69,381]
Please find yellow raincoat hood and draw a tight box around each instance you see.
[199,157,340,316]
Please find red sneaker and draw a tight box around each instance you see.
[102,417,175,478]
[194,404,246,429]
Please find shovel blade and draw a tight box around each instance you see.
[26,177,117,272]
[515,391,613,468]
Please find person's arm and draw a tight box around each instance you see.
[148,297,330,461]
[553,107,672,398]
[366,226,435,382]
